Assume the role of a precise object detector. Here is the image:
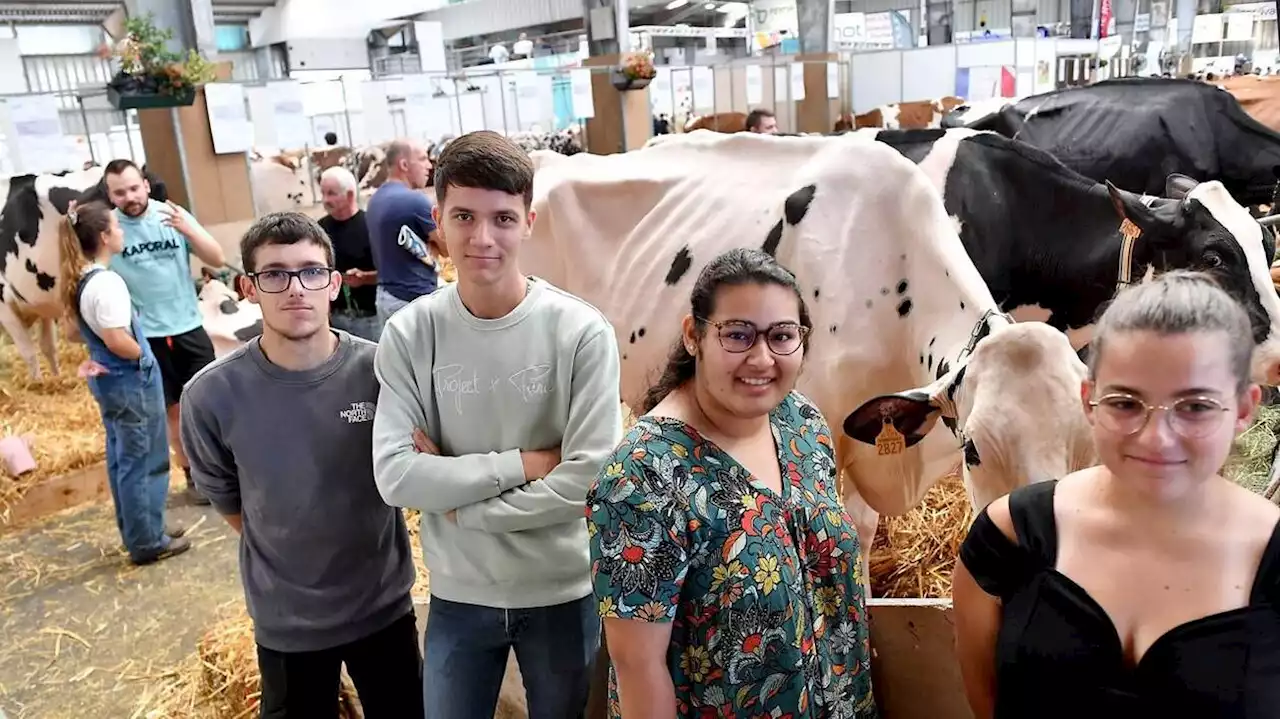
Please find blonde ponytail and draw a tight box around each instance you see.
[56,201,113,325]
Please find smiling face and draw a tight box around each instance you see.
[433,184,534,287]
[1082,329,1259,496]
[240,240,341,342]
[686,282,807,419]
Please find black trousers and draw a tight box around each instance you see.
[257,610,425,719]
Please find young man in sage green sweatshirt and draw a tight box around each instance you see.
[371,130,623,718]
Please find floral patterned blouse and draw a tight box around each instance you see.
[587,391,878,719]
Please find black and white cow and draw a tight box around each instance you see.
[862,127,1280,384]
[955,78,1280,208]
[0,167,109,379]
[526,131,1100,562]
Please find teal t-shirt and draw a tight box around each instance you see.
[108,201,202,338]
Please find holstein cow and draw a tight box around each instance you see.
[527,131,1097,556]
[962,77,1280,207]
[863,127,1280,383]
[0,167,108,379]
[833,96,966,132]
[197,276,263,358]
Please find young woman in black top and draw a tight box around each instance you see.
[953,270,1280,718]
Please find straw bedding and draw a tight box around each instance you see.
[0,335,104,521]
[1223,404,1280,503]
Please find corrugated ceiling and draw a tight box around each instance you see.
[0,1,277,24]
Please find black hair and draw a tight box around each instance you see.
[640,247,813,413]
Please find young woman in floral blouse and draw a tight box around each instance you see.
[586,248,878,718]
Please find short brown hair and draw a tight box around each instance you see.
[240,212,334,273]
[746,108,775,131]
[433,131,535,209]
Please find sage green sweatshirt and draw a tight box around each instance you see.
[372,277,622,609]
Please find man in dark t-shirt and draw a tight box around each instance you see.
[318,167,381,341]
[366,139,441,325]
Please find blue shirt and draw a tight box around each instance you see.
[366,181,439,303]
[108,201,202,338]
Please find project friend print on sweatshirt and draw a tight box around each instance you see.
[433,363,555,414]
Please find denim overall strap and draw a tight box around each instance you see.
[75,266,172,561]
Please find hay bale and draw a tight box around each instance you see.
[0,335,104,518]
[1224,404,1280,501]
[869,472,970,599]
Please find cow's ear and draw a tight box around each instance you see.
[1106,181,1156,227]
[1165,173,1199,200]
[843,392,941,449]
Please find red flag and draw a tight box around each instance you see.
[1001,66,1016,97]
[1099,0,1114,37]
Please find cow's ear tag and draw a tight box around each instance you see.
[1119,218,1142,242]
[875,416,906,456]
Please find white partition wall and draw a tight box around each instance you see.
[850,51,903,112]
[901,46,957,104]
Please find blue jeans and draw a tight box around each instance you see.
[422,595,600,719]
[376,287,412,328]
[331,310,383,342]
[90,363,172,561]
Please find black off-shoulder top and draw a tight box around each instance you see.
[959,480,1280,719]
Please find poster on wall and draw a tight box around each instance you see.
[745,65,763,104]
[271,82,311,151]
[2,94,72,174]
[569,69,595,119]
[203,82,254,154]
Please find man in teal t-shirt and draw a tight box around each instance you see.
[103,159,227,506]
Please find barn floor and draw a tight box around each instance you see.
[0,483,236,719]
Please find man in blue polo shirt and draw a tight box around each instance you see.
[365,139,441,324]
[102,159,226,506]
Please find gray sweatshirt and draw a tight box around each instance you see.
[181,331,415,653]
[372,277,622,609]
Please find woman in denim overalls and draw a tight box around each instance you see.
[58,200,190,565]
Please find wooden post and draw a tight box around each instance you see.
[582,55,653,154]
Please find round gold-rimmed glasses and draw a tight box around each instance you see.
[1088,393,1232,439]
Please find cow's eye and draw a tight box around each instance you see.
[1203,252,1224,268]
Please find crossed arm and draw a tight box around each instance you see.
[371,322,622,532]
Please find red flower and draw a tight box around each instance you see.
[620,545,645,563]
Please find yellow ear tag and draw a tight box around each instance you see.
[875,416,906,456]
[1119,218,1141,242]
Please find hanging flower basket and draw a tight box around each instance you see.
[611,71,652,92]
[612,52,657,92]
[101,13,216,111]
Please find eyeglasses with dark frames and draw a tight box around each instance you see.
[248,267,335,294]
[1087,393,1232,439]
[697,317,809,356]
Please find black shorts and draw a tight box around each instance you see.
[147,327,216,407]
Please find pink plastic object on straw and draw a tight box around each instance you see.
[0,434,36,476]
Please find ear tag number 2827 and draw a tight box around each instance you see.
[875,416,905,456]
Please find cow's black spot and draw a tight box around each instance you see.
[24,258,37,274]
[945,270,950,277]
[879,287,889,296]
[864,299,872,309]
[762,219,784,257]
[35,270,55,292]
[918,352,924,364]
[813,287,820,300]
[896,280,908,294]
[829,324,837,333]
[234,320,264,342]
[948,366,966,404]
[941,415,958,435]
[959,300,966,310]
[897,298,913,317]
[219,299,239,315]
[638,327,646,338]
[963,438,982,467]
[629,331,636,344]
[927,353,933,372]
[46,186,80,216]
[935,358,951,382]
[664,246,693,285]
[784,184,816,225]
[929,337,936,348]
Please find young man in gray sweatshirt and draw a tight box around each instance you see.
[372,130,622,718]
[181,213,423,719]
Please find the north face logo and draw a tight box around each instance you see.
[339,401,376,423]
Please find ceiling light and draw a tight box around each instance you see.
[704,2,716,7]
[665,0,689,8]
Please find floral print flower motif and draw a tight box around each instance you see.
[587,391,877,718]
